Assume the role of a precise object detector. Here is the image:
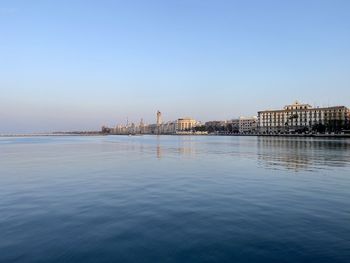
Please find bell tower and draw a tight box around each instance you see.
[156,111,162,134]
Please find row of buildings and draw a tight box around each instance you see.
[102,112,202,135]
[102,101,350,135]
[204,116,258,134]
[258,101,350,134]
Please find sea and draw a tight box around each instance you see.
[0,135,349,263]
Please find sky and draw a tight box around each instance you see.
[1,0,350,133]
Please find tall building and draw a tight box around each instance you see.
[139,118,145,134]
[156,111,162,126]
[258,101,350,134]
[156,110,162,134]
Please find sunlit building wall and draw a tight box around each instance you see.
[258,101,350,133]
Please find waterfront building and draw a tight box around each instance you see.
[177,118,198,131]
[162,121,177,134]
[156,111,162,125]
[258,101,350,134]
[101,126,111,134]
[156,111,162,134]
[226,119,239,133]
[139,118,145,134]
[238,116,258,134]
[205,118,257,134]
[205,121,226,127]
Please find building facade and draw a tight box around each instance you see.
[156,111,162,125]
[204,118,257,134]
[177,118,198,131]
[258,101,350,134]
[238,116,258,134]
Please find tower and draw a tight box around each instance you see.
[140,118,144,134]
[156,111,162,134]
[156,111,162,126]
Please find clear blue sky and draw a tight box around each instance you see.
[1,0,350,133]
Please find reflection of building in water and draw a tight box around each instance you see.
[257,138,311,171]
[177,144,195,156]
[257,137,350,171]
[157,144,162,159]
[154,138,196,159]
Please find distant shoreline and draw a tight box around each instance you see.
[1,133,350,138]
[0,133,105,137]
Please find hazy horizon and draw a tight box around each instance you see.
[1,0,350,133]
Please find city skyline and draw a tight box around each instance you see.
[1,0,350,133]
[101,100,350,136]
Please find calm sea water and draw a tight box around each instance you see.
[0,135,349,263]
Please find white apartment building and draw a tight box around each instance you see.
[258,101,350,134]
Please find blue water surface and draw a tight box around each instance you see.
[0,135,349,263]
